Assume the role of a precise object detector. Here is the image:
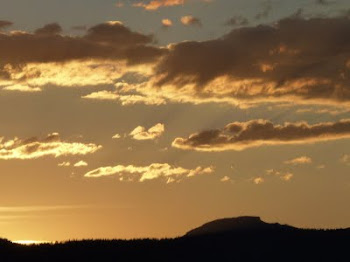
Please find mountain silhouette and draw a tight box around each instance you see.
[185,216,296,236]
[0,216,349,262]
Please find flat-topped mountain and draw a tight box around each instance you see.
[185,216,296,236]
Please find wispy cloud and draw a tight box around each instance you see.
[284,156,312,165]
[58,161,71,167]
[85,163,214,183]
[0,133,101,160]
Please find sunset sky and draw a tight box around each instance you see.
[1,0,350,242]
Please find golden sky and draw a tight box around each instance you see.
[0,0,350,242]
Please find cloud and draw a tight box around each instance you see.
[281,173,293,181]
[58,161,71,167]
[0,20,13,30]
[74,160,88,167]
[82,88,166,105]
[0,21,166,91]
[130,123,165,140]
[4,16,350,109]
[284,156,312,165]
[162,19,173,27]
[84,163,214,183]
[82,90,120,100]
[133,0,185,10]
[0,133,101,160]
[112,133,121,139]
[266,169,294,182]
[34,23,62,35]
[340,154,350,164]
[253,177,264,184]
[132,0,211,10]
[0,21,164,67]
[1,60,134,90]
[2,84,41,92]
[220,176,234,183]
[180,16,202,26]
[225,16,249,26]
[152,16,350,108]
[81,81,166,105]
[172,119,350,151]
[315,0,335,5]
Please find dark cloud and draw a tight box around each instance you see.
[154,16,350,106]
[0,20,13,30]
[0,21,165,68]
[35,23,62,35]
[315,0,335,5]
[172,119,350,151]
[225,16,249,26]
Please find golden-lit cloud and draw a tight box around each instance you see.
[180,15,201,26]
[133,0,186,10]
[265,169,294,182]
[1,59,152,91]
[2,84,41,92]
[0,133,101,160]
[284,156,312,165]
[129,123,165,140]
[58,161,71,167]
[0,20,164,92]
[253,177,264,185]
[132,0,211,10]
[220,176,233,183]
[82,82,166,105]
[112,133,122,139]
[74,160,88,167]
[281,173,294,181]
[172,119,350,151]
[151,17,350,108]
[3,16,350,109]
[85,163,214,183]
[0,21,165,91]
[162,19,173,27]
[82,90,120,100]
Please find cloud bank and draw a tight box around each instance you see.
[172,119,350,151]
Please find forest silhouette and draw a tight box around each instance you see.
[1,216,349,262]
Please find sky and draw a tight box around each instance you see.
[0,0,350,242]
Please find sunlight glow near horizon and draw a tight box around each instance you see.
[13,240,50,245]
